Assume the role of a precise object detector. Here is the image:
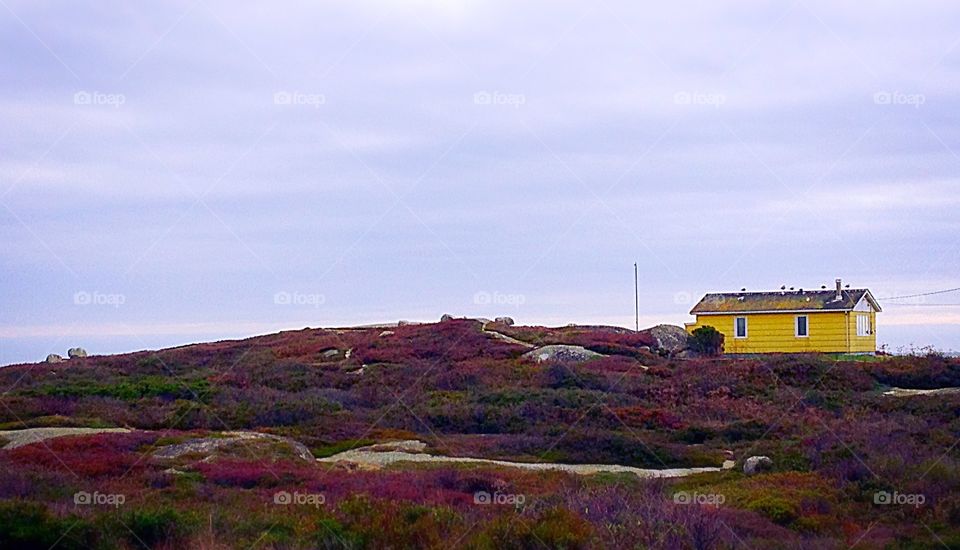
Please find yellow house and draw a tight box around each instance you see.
[685,280,881,354]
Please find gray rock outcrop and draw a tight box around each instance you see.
[154,431,314,462]
[646,324,690,354]
[743,455,773,475]
[523,345,604,364]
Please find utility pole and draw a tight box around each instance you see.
[634,262,639,331]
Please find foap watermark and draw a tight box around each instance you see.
[673,291,692,305]
[873,91,925,108]
[473,291,526,307]
[674,91,726,108]
[74,491,125,508]
[74,290,126,308]
[673,491,725,507]
[874,491,925,508]
[274,291,326,308]
[274,490,326,508]
[473,90,526,108]
[74,90,126,108]
[274,90,326,108]
[474,491,525,506]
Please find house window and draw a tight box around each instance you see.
[857,315,871,336]
[734,317,747,338]
[795,315,808,337]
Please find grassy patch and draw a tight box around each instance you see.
[0,501,96,550]
[696,471,842,531]
[0,415,113,430]
[28,376,212,401]
[832,354,889,362]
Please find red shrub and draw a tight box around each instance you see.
[7,431,157,477]
[610,406,686,430]
[196,459,313,488]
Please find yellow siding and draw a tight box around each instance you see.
[687,311,876,354]
[846,311,877,354]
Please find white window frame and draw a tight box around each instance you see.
[856,314,871,336]
[795,315,809,338]
[734,316,748,339]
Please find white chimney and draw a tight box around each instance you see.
[835,278,843,301]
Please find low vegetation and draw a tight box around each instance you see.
[689,325,725,356]
[0,319,957,548]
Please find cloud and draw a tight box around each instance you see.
[880,311,960,326]
[0,321,294,339]
[1,0,959,363]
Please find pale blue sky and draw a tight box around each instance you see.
[2,1,960,364]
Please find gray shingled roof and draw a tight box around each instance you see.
[690,289,881,314]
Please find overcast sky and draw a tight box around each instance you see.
[2,0,960,364]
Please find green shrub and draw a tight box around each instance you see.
[33,376,212,401]
[315,518,364,549]
[675,425,716,444]
[123,507,195,547]
[746,496,799,525]
[256,520,296,547]
[476,508,592,549]
[0,501,94,550]
[688,326,724,356]
[720,420,768,442]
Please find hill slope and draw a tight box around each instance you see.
[1,319,959,548]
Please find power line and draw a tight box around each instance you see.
[885,303,960,307]
[880,287,960,300]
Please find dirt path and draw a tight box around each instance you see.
[318,440,735,478]
[1,427,731,479]
[0,427,130,449]
[480,322,536,348]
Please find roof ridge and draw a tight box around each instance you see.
[703,288,868,294]
[690,288,874,314]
